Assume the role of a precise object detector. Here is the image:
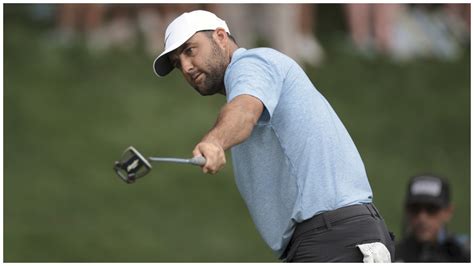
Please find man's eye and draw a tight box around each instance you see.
[173,60,181,69]
[185,47,194,55]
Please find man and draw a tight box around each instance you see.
[395,174,470,262]
[153,10,394,262]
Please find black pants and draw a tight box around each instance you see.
[284,203,395,262]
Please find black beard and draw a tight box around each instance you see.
[195,69,225,96]
[193,41,227,96]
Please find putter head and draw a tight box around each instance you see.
[113,146,152,184]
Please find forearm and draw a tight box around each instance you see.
[193,95,264,174]
[202,99,260,151]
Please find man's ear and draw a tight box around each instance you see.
[213,28,228,49]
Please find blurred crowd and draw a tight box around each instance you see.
[344,4,470,61]
[30,4,470,66]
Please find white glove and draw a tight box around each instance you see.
[357,242,391,263]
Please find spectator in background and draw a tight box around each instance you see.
[208,4,324,67]
[55,4,136,52]
[395,174,470,262]
[344,4,402,58]
[344,4,470,61]
[138,4,201,56]
[261,4,324,67]
[54,4,202,54]
[55,4,107,46]
[442,4,471,46]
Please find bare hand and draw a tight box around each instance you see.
[192,141,226,174]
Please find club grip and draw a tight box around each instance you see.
[189,156,206,166]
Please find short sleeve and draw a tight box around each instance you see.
[225,54,283,122]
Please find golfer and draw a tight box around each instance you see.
[153,10,395,262]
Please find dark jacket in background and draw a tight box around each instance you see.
[395,234,470,262]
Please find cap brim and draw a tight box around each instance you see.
[153,39,184,77]
[153,33,193,77]
[153,53,174,77]
[406,195,446,207]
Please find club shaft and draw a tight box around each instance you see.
[148,157,191,164]
[148,156,206,166]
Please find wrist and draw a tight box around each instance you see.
[201,135,225,151]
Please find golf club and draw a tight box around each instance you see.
[114,146,206,184]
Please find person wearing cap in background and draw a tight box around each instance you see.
[395,174,470,262]
[153,10,395,262]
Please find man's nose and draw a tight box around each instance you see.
[180,58,194,74]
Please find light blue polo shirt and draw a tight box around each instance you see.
[224,48,373,258]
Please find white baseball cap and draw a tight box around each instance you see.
[153,10,230,77]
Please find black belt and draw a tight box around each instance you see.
[292,203,381,241]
